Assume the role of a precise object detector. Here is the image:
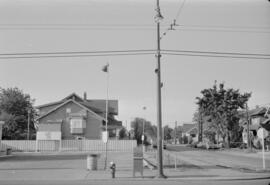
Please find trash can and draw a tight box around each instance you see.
[6,148,12,155]
[87,154,99,170]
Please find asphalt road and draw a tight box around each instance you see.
[165,144,270,170]
[0,179,269,185]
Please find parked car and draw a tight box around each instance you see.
[152,142,167,149]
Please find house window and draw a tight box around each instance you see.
[70,118,86,134]
[66,108,71,113]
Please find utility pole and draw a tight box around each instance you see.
[155,0,166,178]
[245,103,251,151]
[198,111,203,142]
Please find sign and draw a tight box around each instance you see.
[242,132,248,144]
[141,135,144,141]
[36,131,61,140]
[257,128,268,139]
[102,131,108,143]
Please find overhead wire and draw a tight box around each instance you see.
[160,0,187,40]
[0,53,156,60]
[1,23,269,34]
[1,49,270,60]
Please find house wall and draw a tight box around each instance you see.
[38,101,102,139]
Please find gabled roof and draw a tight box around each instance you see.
[250,107,267,117]
[84,99,118,115]
[37,99,105,122]
[182,123,197,134]
[36,100,63,109]
[36,93,84,109]
[62,93,84,102]
[36,93,118,115]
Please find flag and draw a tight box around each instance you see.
[102,64,109,73]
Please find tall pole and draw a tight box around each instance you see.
[245,103,251,150]
[27,109,31,140]
[174,121,177,144]
[155,0,165,178]
[104,63,109,170]
[142,106,146,153]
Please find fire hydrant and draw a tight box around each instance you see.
[110,161,116,178]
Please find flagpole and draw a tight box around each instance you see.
[104,63,109,170]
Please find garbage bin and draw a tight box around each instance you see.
[87,154,99,170]
[6,148,12,155]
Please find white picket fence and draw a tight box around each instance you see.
[0,140,137,152]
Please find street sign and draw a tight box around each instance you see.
[257,128,268,139]
[242,132,248,144]
[102,131,108,143]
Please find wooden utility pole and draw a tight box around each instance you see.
[245,103,251,150]
[155,0,166,178]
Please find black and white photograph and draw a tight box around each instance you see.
[0,0,269,184]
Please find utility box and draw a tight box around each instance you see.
[133,147,143,177]
[87,154,99,170]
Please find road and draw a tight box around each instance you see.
[0,179,270,185]
[165,144,270,170]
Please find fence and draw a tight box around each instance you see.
[0,140,137,152]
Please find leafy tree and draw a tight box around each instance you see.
[0,87,36,140]
[196,81,251,148]
[163,125,173,141]
[118,127,127,139]
[130,117,156,144]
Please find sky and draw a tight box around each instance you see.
[0,0,269,130]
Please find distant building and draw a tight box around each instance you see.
[240,106,270,146]
[181,123,198,143]
[36,93,122,140]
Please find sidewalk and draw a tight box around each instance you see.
[0,167,269,181]
[0,151,269,182]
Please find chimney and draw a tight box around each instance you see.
[83,92,87,100]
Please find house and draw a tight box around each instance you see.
[36,93,122,140]
[181,123,198,143]
[241,106,270,146]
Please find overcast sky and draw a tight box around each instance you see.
[0,0,269,129]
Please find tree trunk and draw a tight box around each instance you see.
[225,130,230,148]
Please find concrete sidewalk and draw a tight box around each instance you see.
[0,151,269,182]
[0,167,269,181]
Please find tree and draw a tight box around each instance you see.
[118,127,127,139]
[196,81,251,148]
[163,125,173,141]
[130,117,156,144]
[0,87,36,140]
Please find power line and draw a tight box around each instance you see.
[163,52,270,60]
[160,0,187,40]
[0,52,155,60]
[1,49,270,60]
[0,23,166,31]
[174,28,270,34]
[1,23,269,34]
[0,49,155,56]
[163,49,270,57]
